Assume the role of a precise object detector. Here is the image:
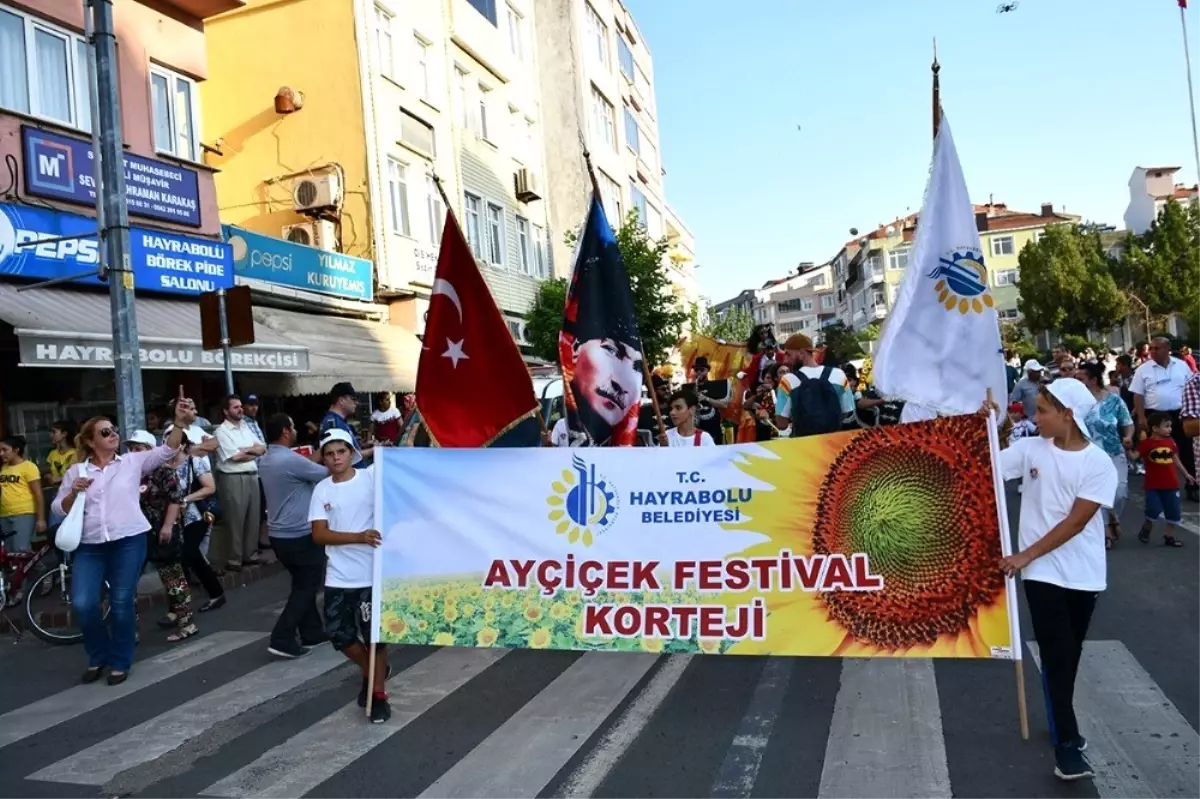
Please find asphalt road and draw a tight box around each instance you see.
[0,480,1195,799]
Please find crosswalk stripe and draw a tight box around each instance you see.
[199,647,509,798]
[552,654,692,798]
[711,657,792,798]
[418,651,660,799]
[817,659,952,799]
[0,631,263,750]
[27,645,347,786]
[1028,641,1199,798]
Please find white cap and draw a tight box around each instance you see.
[163,424,207,446]
[124,429,157,449]
[1046,378,1096,440]
[319,428,363,464]
[1023,359,1043,372]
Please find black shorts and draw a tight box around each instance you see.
[324,586,380,652]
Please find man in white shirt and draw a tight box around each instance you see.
[213,395,266,571]
[773,334,855,436]
[1131,337,1196,500]
[658,390,716,447]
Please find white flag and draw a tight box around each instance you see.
[873,116,1007,416]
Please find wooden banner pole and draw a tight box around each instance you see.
[364,644,377,718]
[642,360,668,442]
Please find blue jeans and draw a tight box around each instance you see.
[72,533,146,672]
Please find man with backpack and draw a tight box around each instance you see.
[774,334,855,437]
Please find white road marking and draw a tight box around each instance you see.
[552,654,692,798]
[200,647,508,798]
[711,657,792,798]
[0,631,263,749]
[817,659,951,799]
[27,646,346,786]
[418,651,659,798]
[1029,641,1199,798]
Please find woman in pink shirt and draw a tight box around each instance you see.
[52,401,192,685]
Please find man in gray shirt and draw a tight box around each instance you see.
[1010,359,1044,422]
[259,413,330,658]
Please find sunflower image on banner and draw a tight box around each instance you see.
[372,414,1016,659]
[558,195,643,447]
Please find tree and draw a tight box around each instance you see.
[523,277,567,362]
[689,303,756,343]
[819,321,864,363]
[526,210,689,368]
[1016,223,1127,337]
[1114,200,1200,337]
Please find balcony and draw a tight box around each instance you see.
[870,304,888,320]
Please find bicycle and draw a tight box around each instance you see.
[0,532,108,645]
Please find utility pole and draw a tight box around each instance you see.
[91,0,145,435]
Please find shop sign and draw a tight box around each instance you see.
[18,335,310,372]
[0,203,233,296]
[22,127,202,227]
[224,225,373,302]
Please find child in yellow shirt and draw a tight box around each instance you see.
[0,435,46,553]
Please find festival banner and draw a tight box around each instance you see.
[372,415,1016,659]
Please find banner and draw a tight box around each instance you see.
[373,415,1016,659]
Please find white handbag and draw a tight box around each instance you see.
[55,491,86,553]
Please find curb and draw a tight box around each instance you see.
[4,558,285,636]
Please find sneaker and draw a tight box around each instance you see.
[267,641,311,659]
[1053,744,1094,781]
[1064,735,1087,752]
[369,696,391,724]
[357,664,394,708]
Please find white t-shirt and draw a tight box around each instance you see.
[777,366,855,418]
[665,427,715,447]
[999,437,1117,592]
[551,418,570,447]
[308,467,376,588]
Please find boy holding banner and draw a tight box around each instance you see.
[308,429,389,724]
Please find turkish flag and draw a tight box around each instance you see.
[416,214,538,447]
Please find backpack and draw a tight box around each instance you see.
[789,367,844,437]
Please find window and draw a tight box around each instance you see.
[467,0,498,26]
[414,37,431,101]
[645,202,662,239]
[623,107,640,154]
[507,5,524,60]
[400,109,436,156]
[630,184,647,227]
[821,294,834,310]
[617,34,634,79]
[590,85,616,150]
[599,171,622,223]
[464,193,484,257]
[887,248,910,270]
[516,216,532,274]
[643,138,657,172]
[871,289,886,307]
[810,274,826,286]
[150,66,200,161]
[0,8,93,131]
[485,201,504,265]
[478,83,492,142]
[455,67,470,129]
[998,308,1020,321]
[777,299,803,314]
[801,298,814,312]
[994,268,1019,286]
[426,174,444,245]
[1032,230,1045,243]
[990,236,1015,257]
[533,224,548,277]
[374,5,395,78]
[386,158,411,236]
[585,4,609,68]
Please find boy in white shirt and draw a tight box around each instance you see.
[308,430,390,724]
[658,390,716,447]
[995,379,1117,782]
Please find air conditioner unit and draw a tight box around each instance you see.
[282,219,338,251]
[291,173,342,212]
[514,168,542,203]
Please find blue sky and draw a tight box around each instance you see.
[626,0,1200,302]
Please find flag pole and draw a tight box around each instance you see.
[429,173,551,446]
[580,146,668,443]
[932,38,941,139]
[1179,1,1200,193]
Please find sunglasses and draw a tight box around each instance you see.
[97,427,119,439]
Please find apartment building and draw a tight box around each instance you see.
[1123,165,1199,235]
[533,0,700,312]
[755,262,837,339]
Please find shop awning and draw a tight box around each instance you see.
[249,306,420,395]
[0,284,309,373]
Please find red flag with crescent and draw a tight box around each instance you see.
[416,214,539,447]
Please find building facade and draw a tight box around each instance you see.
[1123,165,1199,235]
[754,262,836,339]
